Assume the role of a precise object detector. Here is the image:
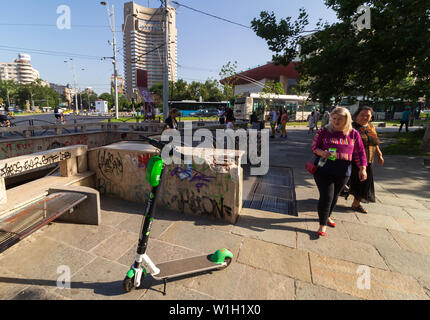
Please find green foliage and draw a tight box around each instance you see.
[251,0,430,104]
[150,78,228,103]
[251,9,309,65]
[261,80,285,95]
[219,61,238,101]
[381,129,430,156]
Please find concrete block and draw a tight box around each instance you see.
[48,185,101,225]
[60,156,78,177]
[0,177,6,204]
[77,154,88,173]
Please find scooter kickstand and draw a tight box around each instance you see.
[163,278,167,296]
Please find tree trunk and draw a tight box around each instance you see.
[421,124,430,152]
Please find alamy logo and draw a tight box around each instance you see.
[57,265,71,289]
[57,5,71,30]
[160,123,270,176]
[353,5,371,31]
[356,265,371,290]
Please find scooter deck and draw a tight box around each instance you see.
[153,254,225,280]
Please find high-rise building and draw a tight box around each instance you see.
[0,53,40,84]
[111,75,125,96]
[123,1,177,99]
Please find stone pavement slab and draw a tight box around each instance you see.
[142,281,214,300]
[389,230,430,256]
[393,217,430,236]
[309,252,428,300]
[376,246,430,290]
[376,195,428,210]
[355,213,406,232]
[0,235,95,282]
[403,207,430,221]
[231,208,307,248]
[158,221,243,259]
[418,200,430,210]
[356,203,412,219]
[39,222,117,252]
[231,265,296,300]
[297,232,388,270]
[0,268,38,300]
[295,280,360,300]
[342,221,401,250]
[301,215,350,240]
[237,238,312,283]
[117,238,201,268]
[90,230,138,261]
[52,257,144,300]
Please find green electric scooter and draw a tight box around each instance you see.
[123,136,233,295]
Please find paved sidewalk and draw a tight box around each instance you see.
[0,127,429,300]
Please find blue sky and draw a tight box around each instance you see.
[0,0,338,95]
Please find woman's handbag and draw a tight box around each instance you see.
[305,159,318,175]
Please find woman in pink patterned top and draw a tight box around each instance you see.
[311,107,368,237]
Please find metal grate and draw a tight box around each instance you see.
[243,166,297,216]
[0,192,87,253]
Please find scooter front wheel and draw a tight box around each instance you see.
[123,276,135,292]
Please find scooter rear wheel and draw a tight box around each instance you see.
[220,257,232,269]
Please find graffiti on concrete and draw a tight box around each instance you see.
[170,166,216,192]
[47,135,89,150]
[137,154,151,169]
[0,142,34,159]
[0,151,71,178]
[97,150,123,179]
[167,188,232,220]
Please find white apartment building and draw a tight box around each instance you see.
[0,53,40,84]
[123,1,177,99]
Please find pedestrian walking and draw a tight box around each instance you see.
[225,107,235,127]
[163,108,179,130]
[311,107,368,237]
[308,111,316,134]
[281,109,288,138]
[399,107,412,132]
[314,108,320,130]
[346,106,384,213]
[250,111,260,130]
[269,108,278,138]
[276,107,282,133]
[321,110,330,128]
[218,107,225,124]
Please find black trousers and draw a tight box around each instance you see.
[314,170,350,226]
[399,120,409,132]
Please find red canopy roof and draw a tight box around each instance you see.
[220,62,300,85]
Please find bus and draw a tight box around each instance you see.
[337,98,424,121]
[233,92,323,121]
[168,100,229,117]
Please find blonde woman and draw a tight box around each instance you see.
[311,107,368,236]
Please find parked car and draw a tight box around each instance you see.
[190,109,219,117]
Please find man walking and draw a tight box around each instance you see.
[399,107,412,132]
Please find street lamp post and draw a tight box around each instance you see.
[163,0,170,120]
[64,58,79,114]
[101,1,119,120]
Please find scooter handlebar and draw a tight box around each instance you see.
[139,135,166,150]
[139,135,186,161]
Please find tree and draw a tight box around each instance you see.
[251,0,430,103]
[219,61,239,101]
[0,80,19,111]
[251,0,430,148]
[98,93,114,109]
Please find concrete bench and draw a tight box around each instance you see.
[0,192,87,253]
[0,145,88,204]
